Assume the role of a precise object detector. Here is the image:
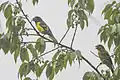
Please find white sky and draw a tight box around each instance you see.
[0,0,114,80]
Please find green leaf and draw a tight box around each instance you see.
[70,0,76,8]
[20,48,29,62]
[67,9,75,28]
[113,67,120,80]
[63,55,68,69]
[68,0,71,5]
[46,63,52,78]
[108,37,113,50]
[102,4,112,14]
[4,4,12,19]
[14,46,20,63]
[49,67,54,80]
[86,0,94,14]
[83,72,99,80]
[76,50,82,67]
[39,60,49,76]
[0,35,10,54]
[27,44,38,58]
[24,77,32,80]
[78,10,88,27]
[104,7,112,19]
[52,50,60,61]
[35,38,46,54]
[0,1,9,12]
[35,63,41,77]
[19,62,31,78]
[66,53,72,66]
[114,45,120,65]
[78,0,86,9]
[32,0,39,5]
[6,16,13,28]
[80,20,84,30]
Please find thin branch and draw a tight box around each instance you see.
[19,34,40,36]
[16,1,105,79]
[90,51,99,58]
[59,28,70,44]
[41,47,59,56]
[81,56,105,80]
[71,25,78,48]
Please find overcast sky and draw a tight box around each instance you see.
[0,0,113,80]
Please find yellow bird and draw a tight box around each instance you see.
[32,16,58,45]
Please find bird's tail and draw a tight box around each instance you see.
[49,35,58,46]
[110,65,114,73]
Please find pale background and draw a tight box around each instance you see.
[0,0,114,80]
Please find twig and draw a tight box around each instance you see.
[41,47,59,56]
[16,0,105,79]
[90,51,99,58]
[59,28,70,44]
[71,25,78,48]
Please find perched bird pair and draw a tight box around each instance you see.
[32,16,58,45]
[96,44,114,73]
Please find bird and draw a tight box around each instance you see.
[96,44,114,73]
[32,16,58,45]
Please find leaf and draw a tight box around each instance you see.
[46,63,52,78]
[19,62,31,78]
[83,72,99,80]
[68,0,71,5]
[27,44,38,58]
[52,50,60,61]
[39,60,49,76]
[20,48,29,62]
[76,50,82,67]
[78,10,88,27]
[114,45,120,65]
[32,0,39,5]
[35,38,46,54]
[67,9,75,28]
[70,0,76,8]
[35,63,41,77]
[6,16,13,28]
[80,20,84,30]
[63,55,68,69]
[4,4,12,19]
[66,53,72,66]
[102,4,112,14]
[104,7,112,20]
[24,77,32,80]
[14,46,20,63]
[78,0,86,9]
[0,35,10,54]
[0,1,9,12]
[86,0,94,14]
[108,37,113,50]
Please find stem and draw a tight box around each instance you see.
[71,25,77,48]
[59,28,70,44]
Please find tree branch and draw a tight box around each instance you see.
[59,28,70,44]
[71,25,78,48]
[90,51,99,58]
[16,0,105,79]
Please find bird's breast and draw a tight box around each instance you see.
[36,22,44,32]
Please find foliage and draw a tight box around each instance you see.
[1,0,120,80]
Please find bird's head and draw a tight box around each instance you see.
[32,16,43,22]
[95,44,105,51]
